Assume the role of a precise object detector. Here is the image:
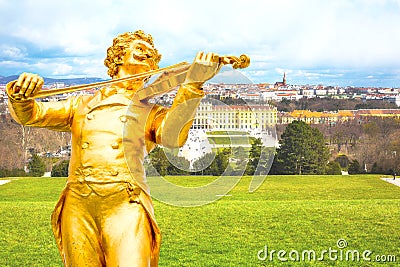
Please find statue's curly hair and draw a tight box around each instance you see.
[104,30,162,78]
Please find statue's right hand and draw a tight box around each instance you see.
[12,72,44,99]
[184,52,221,86]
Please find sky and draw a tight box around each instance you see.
[1,0,400,87]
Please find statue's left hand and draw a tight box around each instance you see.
[184,52,221,86]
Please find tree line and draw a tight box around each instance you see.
[46,119,388,177]
[274,97,398,112]
[210,95,398,111]
[1,102,399,177]
[0,110,70,177]
[144,138,273,177]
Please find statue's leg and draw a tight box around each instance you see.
[60,188,105,267]
[101,190,153,267]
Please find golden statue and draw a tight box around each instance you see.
[7,30,249,267]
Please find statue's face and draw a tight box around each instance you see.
[118,39,157,77]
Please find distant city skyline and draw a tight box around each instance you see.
[1,0,400,87]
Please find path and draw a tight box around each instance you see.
[0,180,11,185]
[381,178,400,187]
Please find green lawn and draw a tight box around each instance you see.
[0,175,399,266]
[207,136,256,145]
[206,131,249,135]
[206,130,256,146]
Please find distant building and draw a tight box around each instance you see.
[279,110,342,125]
[385,95,400,106]
[274,90,300,101]
[279,109,400,125]
[55,82,65,89]
[192,102,277,131]
[274,72,287,88]
[355,109,400,119]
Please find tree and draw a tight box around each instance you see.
[28,154,46,177]
[146,146,190,176]
[0,168,27,178]
[51,160,69,177]
[335,155,350,170]
[192,148,231,176]
[274,121,329,174]
[370,162,383,174]
[206,148,231,176]
[348,159,362,174]
[245,138,262,175]
[245,138,275,176]
[192,152,216,175]
[0,112,73,172]
[326,161,342,175]
[147,146,172,176]
[164,150,190,175]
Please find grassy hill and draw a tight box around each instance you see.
[206,130,256,147]
[0,175,399,266]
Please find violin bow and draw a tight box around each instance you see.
[12,55,250,101]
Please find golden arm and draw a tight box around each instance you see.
[151,83,204,148]
[149,51,221,148]
[6,81,80,132]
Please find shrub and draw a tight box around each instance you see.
[51,160,69,177]
[326,161,342,175]
[28,154,46,177]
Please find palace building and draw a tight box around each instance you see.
[192,102,277,131]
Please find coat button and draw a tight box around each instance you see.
[87,114,94,120]
[82,142,89,149]
[111,142,119,149]
[133,188,141,195]
[119,115,127,123]
[110,169,119,176]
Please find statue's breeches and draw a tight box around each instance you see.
[59,183,155,267]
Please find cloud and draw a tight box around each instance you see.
[0,0,399,87]
[51,63,73,76]
[0,60,30,70]
[0,45,26,59]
